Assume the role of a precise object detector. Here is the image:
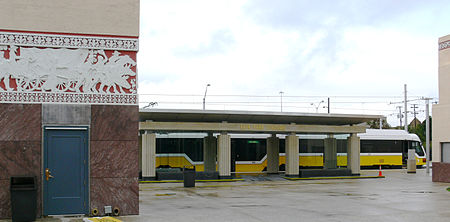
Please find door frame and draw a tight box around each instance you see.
[42,125,90,216]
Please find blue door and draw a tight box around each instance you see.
[44,128,88,215]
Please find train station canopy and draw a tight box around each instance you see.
[139,109,382,134]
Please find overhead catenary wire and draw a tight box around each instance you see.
[138,101,396,112]
[139,100,399,104]
[139,93,414,98]
[138,93,434,127]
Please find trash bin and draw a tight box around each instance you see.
[183,166,196,188]
[10,176,37,222]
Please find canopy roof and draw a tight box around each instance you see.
[139,109,381,126]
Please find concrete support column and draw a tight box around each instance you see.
[324,136,337,169]
[142,132,156,180]
[217,133,231,178]
[347,133,360,175]
[285,133,299,176]
[203,133,217,172]
[266,134,280,174]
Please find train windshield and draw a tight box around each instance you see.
[412,141,425,156]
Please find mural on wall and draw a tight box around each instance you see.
[0,31,138,104]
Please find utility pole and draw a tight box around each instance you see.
[410,104,419,128]
[327,97,330,113]
[404,84,408,132]
[396,106,403,128]
[279,91,284,112]
[426,99,430,174]
[420,97,432,174]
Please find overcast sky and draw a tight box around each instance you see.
[137,0,450,126]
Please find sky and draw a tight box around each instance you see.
[137,0,450,126]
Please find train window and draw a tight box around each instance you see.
[183,138,203,161]
[299,139,324,153]
[156,138,203,161]
[360,141,374,153]
[279,139,285,153]
[231,138,266,161]
[337,139,347,153]
[156,138,181,154]
[411,141,425,156]
[361,140,402,153]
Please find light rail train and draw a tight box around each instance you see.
[152,129,426,172]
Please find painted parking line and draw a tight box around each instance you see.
[140,179,245,183]
[284,175,385,180]
[83,216,122,222]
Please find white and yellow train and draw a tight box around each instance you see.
[153,129,426,173]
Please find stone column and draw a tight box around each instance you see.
[266,134,280,174]
[217,133,231,178]
[285,133,299,177]
[203,133,217,172]
[324,135,337,169]
[142,132,156,180]
[347,133,360,175]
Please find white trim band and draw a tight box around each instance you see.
[45,127,88,130]
[0,92,138,105]
[0,31,138,51]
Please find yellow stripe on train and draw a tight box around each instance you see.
[155,154,424,172]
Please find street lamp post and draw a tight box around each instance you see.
[203,84,210,110]
[311,100,324,113]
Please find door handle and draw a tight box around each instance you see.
[45,168,54,181]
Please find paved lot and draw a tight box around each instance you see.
[129,169,450,222]
[3,169,450,222]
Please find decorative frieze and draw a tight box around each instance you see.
[0,92,137,105]
[439,40,450,51]
[0,35,137,105]
[0,31,138,51]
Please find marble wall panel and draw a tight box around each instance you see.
[90,140,138,178]
[0,141,41,180]
[0,179,11,218]
[0,103,41,141]
[91,105,138,141]
[432,162,450,182]
[90,177,139,216]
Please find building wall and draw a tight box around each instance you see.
[90,105,139,215]
[432,162,450,182]
[0,104,139,218]
[0,0,139,37]
[0,0,139,218]
[0,104,42,218]
[433,34,450,162]
[433,34,450,182]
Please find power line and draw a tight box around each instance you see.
[138,100,400,104]
[139,93,419,98]
[138,101,396,112]
[410,104,419,128]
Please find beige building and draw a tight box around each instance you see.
[432,34,450,182]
